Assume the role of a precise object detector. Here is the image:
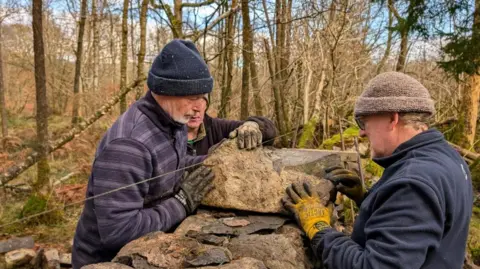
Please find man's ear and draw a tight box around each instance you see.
[388,113,399,131]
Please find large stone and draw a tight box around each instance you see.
[202,140,349,213]
[59,253,72,267]
[174,213,218,237]
[113,232,198,269]
[43,249,60,269]
[193,257,267,269]
[81,263,134,269]
[227,233,312,269]
[175,213,288,237]
[0,237,35,254]
[4,248,36,268]
[113,232,234,269]
[185,246,232,267]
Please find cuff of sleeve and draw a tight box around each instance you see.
[161,197,188,227]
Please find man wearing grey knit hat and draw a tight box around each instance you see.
[283,72,473,269]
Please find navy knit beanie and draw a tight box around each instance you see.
[147,39,213,96]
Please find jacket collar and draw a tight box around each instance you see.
[373,129,444,168]
[191,123,207,143]
[137,91,185,135]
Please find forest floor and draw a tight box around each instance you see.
[0,113,478,265]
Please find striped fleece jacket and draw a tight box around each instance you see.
[72,91,205,268]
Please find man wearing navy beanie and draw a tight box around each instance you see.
[73,40,217,268]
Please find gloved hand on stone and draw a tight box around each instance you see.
[175,166,215,215]
[282,182,334,239]
[229,121,263,150]
[324,166,365,207]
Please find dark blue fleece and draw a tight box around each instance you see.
[312,129,473,269]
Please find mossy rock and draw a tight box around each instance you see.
[320,127,363,150]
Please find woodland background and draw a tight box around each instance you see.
[0,0,479,265]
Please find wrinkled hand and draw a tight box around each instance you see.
[282,182,334,239]
[175,166,215,215]
[228,121,262,150]
[325,166,365,206]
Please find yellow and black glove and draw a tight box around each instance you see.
[325,166,365,207]
[282,182,334,239]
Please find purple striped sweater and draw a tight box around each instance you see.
[72,92,204,268]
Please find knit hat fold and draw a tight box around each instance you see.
[147,39,213,96]
[354,72,435,116]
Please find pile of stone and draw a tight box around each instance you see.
[0,236,72,269]
[83,140,356,269]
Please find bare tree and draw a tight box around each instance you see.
[219,0,238,118]
[240,0,251,120]
[72,0,88,124]
[0,0,18,143]
[120,0,129,113]
[92,0,100,93]
[136,0,149,100]
[32,0,50,191]
[464,0,480,147]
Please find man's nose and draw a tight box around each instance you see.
[359,129,367,138]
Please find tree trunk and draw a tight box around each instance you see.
[303,66,313,124]
[219,0,237,118]
[264,38,287,145]
[173,0,183,38]
[464,0,480,148]
[298,47,327,148]
[0,23,8,141]
[129,1,136,80]
[274,0,290,130]
[247,5,262,115]
[119,0,129,113]
[376,4,393,74]
[92,0,99,92]
[109,6,117,86]
[32,0,50,192]
[136,0,149,100]
[72,0,88,125]
[396,29,408,72]
[240,0,251,120]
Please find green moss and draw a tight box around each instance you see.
[364,159,384,178]
[19,194,63,225]
[298,118,318,148]
[469,159,480,193]
[469,214,480,265]
[320,127,360,150]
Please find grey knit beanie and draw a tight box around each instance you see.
[354,72,435,116]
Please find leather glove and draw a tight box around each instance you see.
[325,166,365,206]
[175,166,215,215]
[229,121,262,150]
[207,138,227,155]
[282,182,334,239]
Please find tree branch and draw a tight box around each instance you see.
[149,0,171,10]
[182,0,214,8]
[188,6,240,42]
[387,0,402,21]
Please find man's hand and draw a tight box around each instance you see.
[282,182,334,239]
[175,166,215,215]
[229,121,262,150]
[325,166,365,206]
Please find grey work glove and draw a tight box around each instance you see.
[324,166,365,206]
[228,121,262,150]
[175,166,215,215]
